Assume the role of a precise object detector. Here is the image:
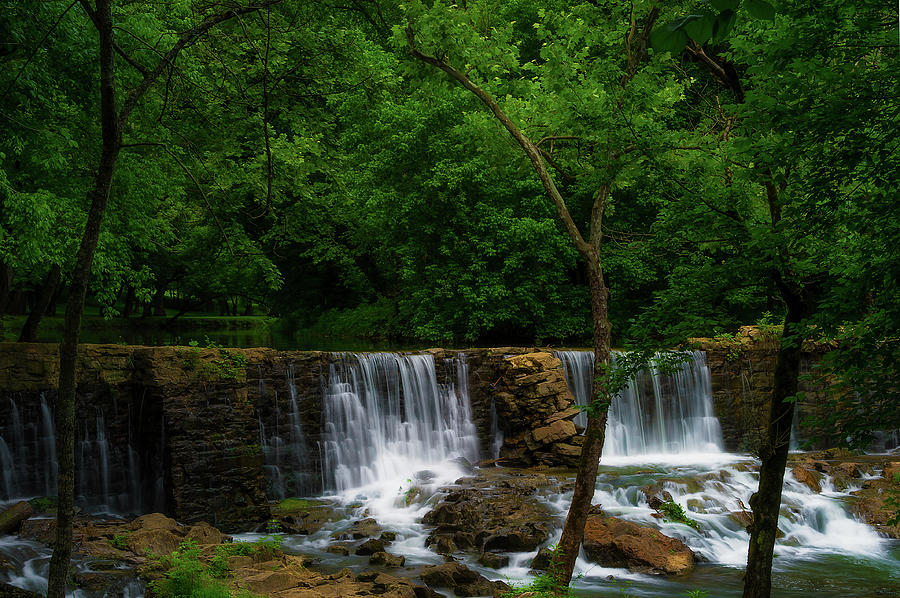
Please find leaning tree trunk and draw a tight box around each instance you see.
[46,1,119,594]
[742,302,805,598]
[554,261,612,586]
[18,263,61,342]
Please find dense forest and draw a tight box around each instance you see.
[1,0,891,348]
[0,1,898,596]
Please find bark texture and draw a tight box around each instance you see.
[18,263,61,342]
[741,301,805,598]
[48,2,118,594]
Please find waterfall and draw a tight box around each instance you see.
[0,394,157,513]
[319,352,479,493]
[557,350,723,457]
[259,362,315,498]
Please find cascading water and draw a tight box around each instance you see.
[557,350,723,458]
[0,394,161,514]
[259,362,315,498]
[319,352,479,494]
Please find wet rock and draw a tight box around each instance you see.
[791,466,822,493]
[849,475,900,539]
[356,538,386,555]
[422,482,553,557]
[334,517,382,540]
[425,535,456,555]
[0,582,42,597]
[582,515,694,575]
[326,543,352,556]
[478,551,509,569]
[530,546,555,571]
[369,551,406,568]
[450,456,477,475]
[0,501,32,535]
[640,484,674,510]
[420,562,510,597]
[70,569,136,594]
[380,531,397,542]
[18,518,57,544]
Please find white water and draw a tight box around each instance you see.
[0,394,158,514]
[0,534,145,597]
[260,362,315,497]
[557,350,723,457]
[318,352,479,495]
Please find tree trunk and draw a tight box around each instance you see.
[554,261,612,586]
[47,1,119,594]
[18,263,61,342]
[45,2,280,594]
[742,302,805,598]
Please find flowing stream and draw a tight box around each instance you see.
[2,350,897,596]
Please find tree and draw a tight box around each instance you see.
[40,1,284,594]
[643,1,898,595]
[401,0,693,584]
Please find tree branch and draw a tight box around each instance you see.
[406,23,592,258]
[118,1,285,125]
[121,142,235,256]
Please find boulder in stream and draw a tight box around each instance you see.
[0,502,32,535]
[582,515,695,575]
[419,562,510,597]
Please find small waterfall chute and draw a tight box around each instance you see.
[319,352,479,494]
[556,350,723,459]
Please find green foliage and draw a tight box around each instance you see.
[176,337,247,382]
[150,539,213,598]
[656,500,701,530]
[109,533,129,550]
[502,545,573,598]
[153,538,274,597]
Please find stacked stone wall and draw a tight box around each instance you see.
[0,336,835,528]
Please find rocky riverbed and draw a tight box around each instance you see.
[1,450,898,597]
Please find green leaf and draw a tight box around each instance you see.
[650,26,689,54]
[711,9,738,43]
[708,0,740,10]
[684,14,716,44]
[745,0,776,20]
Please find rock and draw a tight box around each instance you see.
[530,546,555,571]
[450,456,477,475]
[17,518,56,544]
[0,501,32,535]
[127,513,179,532]
[883,461,900,481]
[125,527,183,556]
[0,582,42,597]
[326,543,351,556]
[641,484,674,510]
[240,569,303,594]
[380,531,397,542]
[582,515,694,575]
[356,538,386,555]
[185,521,226,545]
[478,551,510,569]
[423,483,552,557]
[425,535,456,555]
[791,466,822,493]
[532,420,576,445]
[850,479,900,539]
[369,551,406,568]
[420,562,510,597]
[335,518,381,540]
